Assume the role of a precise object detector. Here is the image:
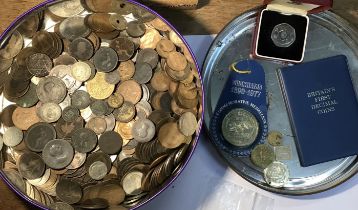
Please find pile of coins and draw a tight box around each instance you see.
[0,0,202,209]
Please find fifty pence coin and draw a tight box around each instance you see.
[264,161,289,188]
[271,23,296,48]
[42,139,75,169]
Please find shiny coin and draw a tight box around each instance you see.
[105,70,121,85]
[37,102,62,123]
[86,117,107,135]
[49,202,74,210]
[122,171,143,195]
[71,90,91,109]
[133,63,153,84]
[107,93,124,109]
[156,39,175,58]
[167,52,187,71]
[127,21,146,38]
[43,139,75,169]
[251,144,275,169]
[48,0,84,18]
[221,108,259,147]
[62,106,80,122]
[178,112,197,137]
[89,161,108,180]
[37,76,67,103]
[12,106,41,130]
[59,17,91,40]
[0,30,23,60]
[264,161,289,188]
[86,73,115,100]
[71,128,98,153]
[137,48,159,69]
[18,152,46,180]
[67,152,87,170]
[25,122,56,152]
[140,28,161,49]
[158,122,186,149]
[90,100,109,116]
[116,80,142,104]
[132,119,155,143]
[110,37,135,61]
[271,23,296,48]
[69,38,94,61]
[26,53,53,77]
[56,179,83,204]
[267,131,283,146]
[98,131,123,155]
[3,127,23,147]
[113,102,136,123]
[93,47,119,73]
[14,83,39,108]
[118,60,135,80]
[71,62,92,82]
[109,14,127,31]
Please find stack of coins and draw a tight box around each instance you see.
[0,0,202,209]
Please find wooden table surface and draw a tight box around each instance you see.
[0,0,357,209]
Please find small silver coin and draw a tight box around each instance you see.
[42,139,74,169]
[271,23,296,48]
[88,161,108,180]
[3,127,23,147]
[264,161,289,188]
[221,108,259,147]
[37,102,62,123]
[132,119,155,143]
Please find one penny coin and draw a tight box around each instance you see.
[98,131,123,155]
[12,106,41,130]
[71,128,98,153]
[25,122,56,152]
[56,179,83,204]
[116,80,142,104]
[18,152,46,180]
[117,60,135,81]
[42,139,75,169]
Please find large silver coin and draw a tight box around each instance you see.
[221,108,259,147]
[264,161,289,188]
[36,76,67,103]
[42,139,74,169]
[271,23,296,48]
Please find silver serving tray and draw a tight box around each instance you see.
[203,8,358,195]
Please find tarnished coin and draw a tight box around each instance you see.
[62,106,80,123]
[56,179,83,204]
[267,131,283,146]
[140,28,161,49]
[178,112,197,137]
[37,102,62,123]
[158,122,186,149]
[3,127,23,147]
[12,106,41,130]
[133,63,153,84]
[25,122,56,152]
[167,52,187,71]
[14,83,39,108]
[133,7,156,22]
[150,18,171,32]
[3,169,26,193]
[264,161,289,188]
[118,60,135,81]
[127,21,146,38]
[90,100,109,116]
[150,71,171,92]
[105,70,121,85]
[221,108,259,147]
[49,202,74,210]
[107,93,124,109]
[69,37,94,61]
[116,80,142,104]
[86,73,115,100]
[271,23,296,48]
[122,171,143,195]
[137,48,159,69]
[98,131,123,155]
[1,105,17,127]
[251,144,275,169]
[48,0,84,18]
[104,114,116,132]
[89,161,108,180]
[156,39,175,58]
[93,47,119,73]
[18,152,46,180]
[132,119,155,143]
[0,58,13,73]
[59,17,91,40]
[178,82,197,100]
[85,152,112,174]
[136,101,152,119]
[115,121,135,140]
[0,135,3,151]
[42,139,75,169]
[86,117,107,135]
[54,54,77,66]
[17,13,40,38]
[110,37,135,61]
[67,152,87,170]
[0,30,24,60]
[26,53,53,77]
[71,90,91,109]
[71,62,92,84]
[37,76,67,103]
[55,116,84,138]
[109,14,127,30]
[71,128,98,153]
[113,102,136,123]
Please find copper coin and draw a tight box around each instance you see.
[109,14,127,31]
[116,80,142,104]
[43,139,75,169]
[67,152,87,170]
[0,57,13,73]
[54,54,77,66]
[14,83,39,108]
[11,47,37,80]
[115,121,135,140]
[26,53,53,77]
[83,0,112,13]
[167,52,187,71]
[133,63,153,84]
[68,37,94,61]
[93,47,118,72]
[1,104,17,127]
[86,117,107,135]
[71,90,91,110]
[17,13,41,38]
[113,101,136,123]
[158,122,186,149]
[178,82,198,100]
[62,106,80,122]
[156,39,175,58]
[117,60,135,81]
[98,131,123,155]
[165,62,191,81]
[140,28,161,49]
[18,152,46,180]
[136,48,159,69]
[150,71,171,92]
[32,31,62,59]
[105,70,121,85]
[107,93,124,109]
[87,32,101,51]
[3,78,30,101]
[37,76,67,103]
[110,37,135,61]
[56,179,83,204]
[0,30,24,60]
[25,122,56,152]
[90,100,109,116]
[133,7,156,23]
[178,112,197,136]
[12,106,41,130]
[71,128,98,153]
[126,21,146,38]
[86,13,115,33]
[150,18,171,32]
[55,116,84,138]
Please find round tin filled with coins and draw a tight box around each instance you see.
[0,0,203,209]
[203,8,358,195]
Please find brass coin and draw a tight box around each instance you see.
[117,60,135,81]
[140,28,161,49]
[267,131,283,146]
[107,93,124,109]
[156,39,175,58]
[93,47,119,73]
[126,21,146,38]
[37,102,62,123]
[37,76,67,103]
[43,139,75,169]
[251,144,275,169]
[0,30,24,60]
[12,106,41,130]
[26,53,53,77]
[158,122,186,149]
[18,152,46,180]
[115,121,135,140]
[110,37,135,61]
[109,14,127,31]
[116,80,142,105]
[113,102,136,123]
[178,112,198,137]
[86,117,107,135]
[68,38,94,61]
[167,52,187,72]
[25,122,56,152]
[86,73,115,100]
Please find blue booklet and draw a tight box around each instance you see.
[277,55,358,167]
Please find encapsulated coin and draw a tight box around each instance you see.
[116,80,142,104]
[178,112,197,137]
[264,161,289,188]
[43,139,75,169]
[69,37,94,61]
[93,47,119,73]
[37,76,67,103]
[271,23,296,48]
[267,131,283,146]
[37,102,62,123]
[48,0,84,18]
[3,127,23,147]
[86,117,107,135]
[110,37,135,61]
[133,63,153,84]
[71,90,91,109]
[122,171,143,195]
[12,106,41,130]
[158,122,186,149]
[221,108,259,147]
[0,30,24,60]
[132,119,155,143]
[107,93,124,109]
[14,83,39,108]
[113,102,136,123]
[71,128,98,153]
[118,60,135,81]
[26,53,53,77]
[98,131,123,155]
[59,17,91,40]
[89,161,108,180]
[56,179,83,204]
[251,144,275,169]
[49,202,74,210]
[25,122,56,152]
[86,73,115,100]
[18,152,46,180]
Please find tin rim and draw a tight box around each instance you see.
[0,0,205,209]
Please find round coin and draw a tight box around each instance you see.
[167,52,187,71]
[89,161,108,180]
[126,21,146,38]
[93,47,119,73]
[56,179,83,204]
[71,90,91,110]
[55,116,84,138]
[109,14,127,30]
[14,83,39,108]
[271,23,296,48]
[18,152,46,180]
[107,93,124,109]
[86,117,107,135]
[117,60,135,80]
[37,76,67,103]
[140,28,161,49]
[12,106,41,130]
[59,17,91,40]
[26,53,53,77]
[251,144,275,169]
[48,0,84,18]
[116,80,142,104]
[178,112,197,137]
[90,100,109,116]
[43,139,75,169]
[264,161,289,188]
[71,62,92,82]
[150,71,171,92]
[122,171,143,195]
[0,135,3,151]
[98,131,123,155]
[267,131,283,146]
[49,202,74,210]
[1,105,17,127]
[71,128,98,153]
[0,30,23,60]
[156,39,175,58]
[37,102,62,123]
[67,152,87,170]
[62,106,80,122]
[221,108,259,147]
[133,62,153,84]
[69,38,94,61]
[110,37,135,61]
[86,73,115,100]
[3,127,23,147]
[113,102,136,123]
[158,122,186,149]
[137,48,159,69]
[132,119,155,143]
[25,122,56,152]
[105,70,121,85]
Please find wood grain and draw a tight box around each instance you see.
[0,0,357,209]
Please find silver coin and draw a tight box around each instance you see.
[36,76,67,103]
[42,139,74,169]
[48,0,84,18]
[271,23,296,48]
[3,127,23,147]
[37,102,62,123]
[135,101,152,119]
[264,161,289,188]
[141,84,150,102]
[122,171,143,195]
[221,108,259,147]
[67,152,87,170]
[132,119,155,143]
[88,161,108,180]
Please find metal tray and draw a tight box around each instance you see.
[203,8,358,195]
